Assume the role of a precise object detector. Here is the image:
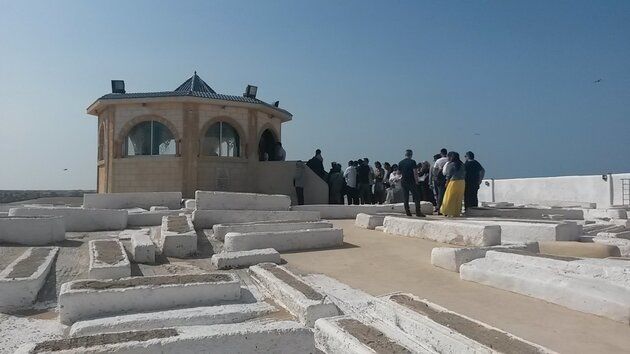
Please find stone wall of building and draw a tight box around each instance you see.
[111,157,184,193]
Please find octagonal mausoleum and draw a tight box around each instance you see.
[87,73,317,199]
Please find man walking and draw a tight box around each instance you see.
[398,149,425,217]
[464,151,485,209]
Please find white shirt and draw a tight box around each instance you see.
[434,157,449,175]
[344,166,357,188]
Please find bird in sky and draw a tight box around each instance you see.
[593,79,603,84]
[63,168,68,171]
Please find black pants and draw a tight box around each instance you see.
[435,181,446,211]
[402,181,422,215]
[346,186,358,205]
[358,183,371,205]
[295,187,304,205]
[464,183,479,209]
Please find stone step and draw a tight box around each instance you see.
[383,216,501,246]
[192,209,321,229]
[213,221,333,241]
[195,191,291,211]
[88,240,130,280]
[18,321,316,354]
[69,302,276,336]
[0,215,65,245]
[460,250,630,323]
[250,263,339,327]
[9,207,127,232]
[224,228,344,252]
[211,249,282,270]
[58,273,241,325]
[0,247,59,309]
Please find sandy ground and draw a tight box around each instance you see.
[2,218,629,353]
[282,219,630,354]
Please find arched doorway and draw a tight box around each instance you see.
[258,129,278,161]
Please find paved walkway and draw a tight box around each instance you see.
[283,219,630,354]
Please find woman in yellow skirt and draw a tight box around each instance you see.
[440,151,466,217]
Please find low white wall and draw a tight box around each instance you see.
[83,192,182,210]
[0,216,65,245]
[479,173,630,207]
[9,207,127,232]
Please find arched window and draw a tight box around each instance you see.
[202,121,240,157]
[125,121,176,156]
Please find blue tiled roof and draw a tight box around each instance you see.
[95,72,291,116]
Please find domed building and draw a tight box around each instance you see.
[87,72,326,202]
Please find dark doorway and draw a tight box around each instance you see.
[258,129,277,161]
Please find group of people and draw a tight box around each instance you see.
[296,148,485,217]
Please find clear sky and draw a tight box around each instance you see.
[1,1,629,189]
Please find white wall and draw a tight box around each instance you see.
[478,173,630,208]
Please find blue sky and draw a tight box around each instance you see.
[1,1,629,189]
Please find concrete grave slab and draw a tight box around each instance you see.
[596,230,630,240]
[584,208,628,221]
[431,243,538,272]
[195,191,291,211]
[213,221,333,241]
[354,213,401,230]
[383,216,501,246]
[18,321,316,354]
[69,302,277,336]
[149,206,169,211]
[0,216,65,245]
[192,209,321,229]
[457,218,581,243]
[58,272,241,325]
[250,263,339,327]
[211,248,282,269]
[184,198,196,210]
[130,231,156,264]
[83,192,182,210]
[117,228,150,240]
[460,250,630,323]
[153,215,197,258]
[9,207,127,232]
[127,209,187,227]
[314,315,428,354]
[0,247,59,310]
[466,206,584,220]
[88,240,131,280]
[224,228,344,252]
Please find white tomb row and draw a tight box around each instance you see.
[195,191,291,211]
[293,202,434,219]
[58,273,241,325]
[224,228,344,253]
[0,247,59,310]
[18,321,316,354]
[193,209,321,229]
[304,274,554,354]
[460,250,630,324]
[0,216,65,245]
[213,221,333,241]
[250,263,339,327]
[88,240,131,280]
[431,243,539,272]
[453,218,582,243]
[83,192,182,210]
[465,206,584,220]
[383,216,501,247]
[9,207,128,232]
[69,302,277,336]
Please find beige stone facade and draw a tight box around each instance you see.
[88,74,327,202]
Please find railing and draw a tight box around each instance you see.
[622,178,630,206]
